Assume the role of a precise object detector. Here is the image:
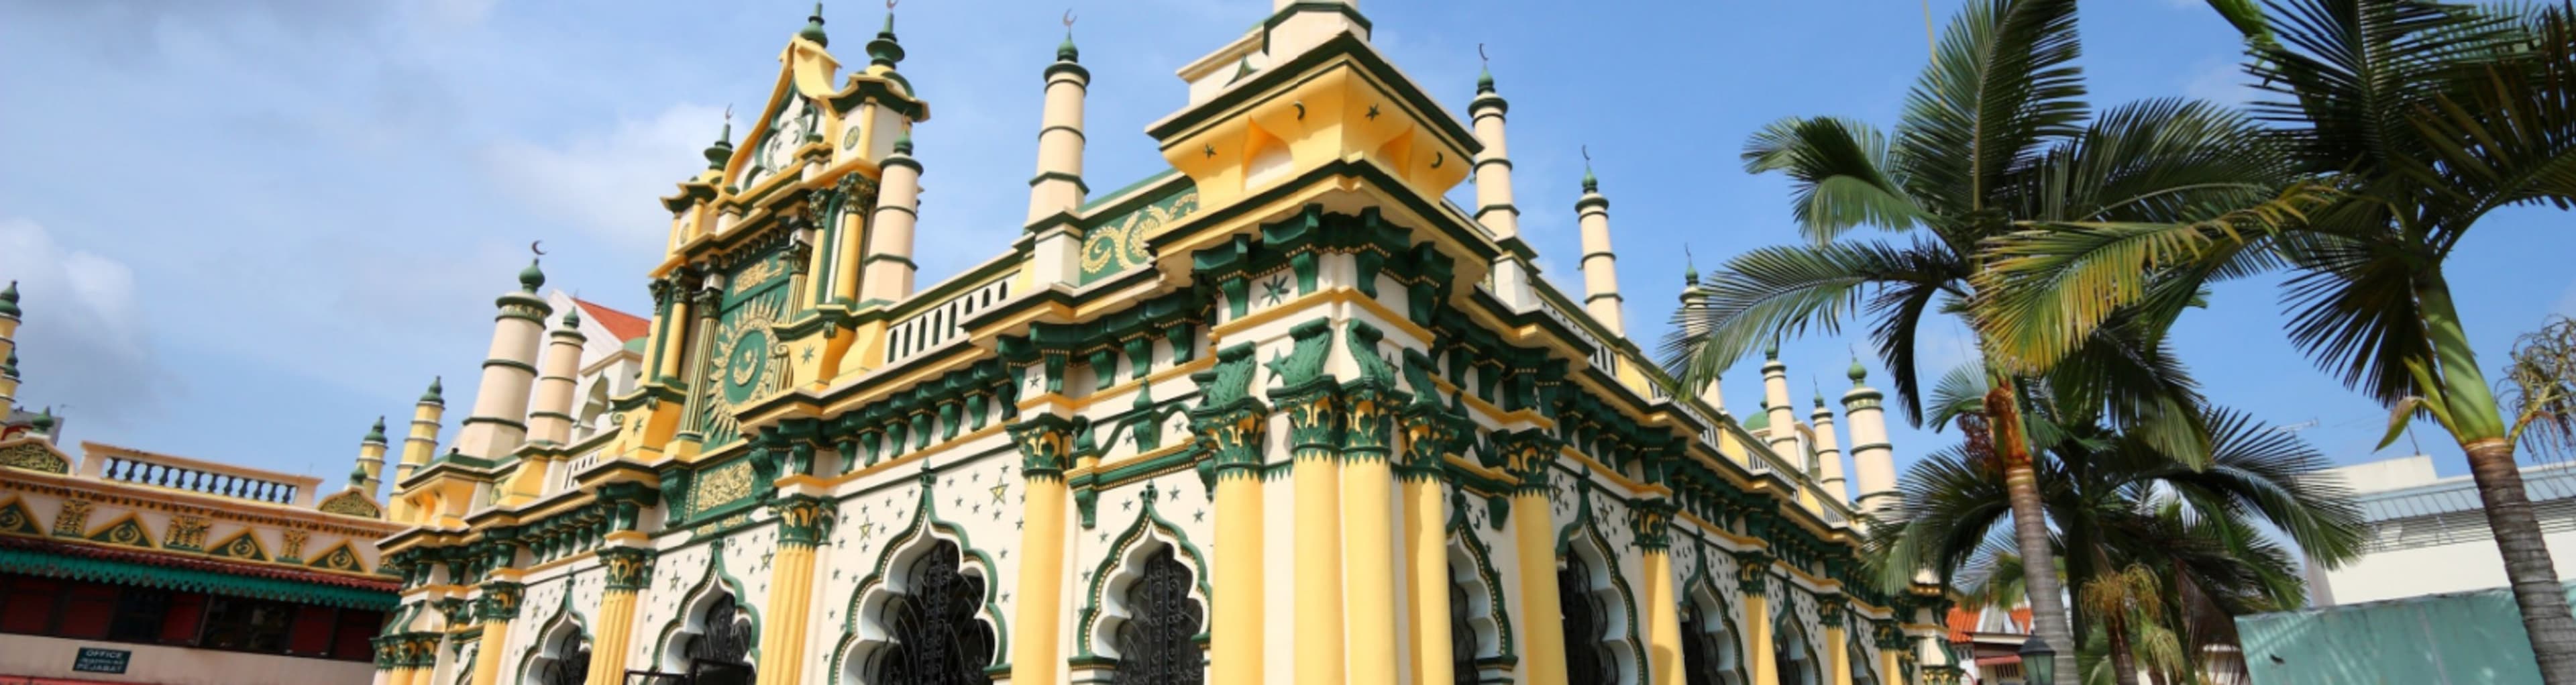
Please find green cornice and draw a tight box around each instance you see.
[1026,170,1092,195]
[1258,2,1375,52]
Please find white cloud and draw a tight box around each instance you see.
[0,218,164,425]
[480,103,728,254]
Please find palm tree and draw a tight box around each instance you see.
[1662,1,2294,673]
[1873,384,2361,684]
[1971,1,2576,677]
[2503,315,2576,459]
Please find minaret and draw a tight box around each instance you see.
[352,417,389,498]
[454,260,553,458]
[394,378,445,483]
[1574,160,1625,335]
[1470,62,1536,309]
[1761,339,1799,458]
[1811,391,1849,505]
[1678,264,1725,411]
[525,308,588,447]
[1022,23,1091,287]
[0,282,19,407]
[1845,360,1900,515]
[860,136,924,304]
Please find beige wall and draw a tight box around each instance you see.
[2323,527,2576,605]
[0,634,375,685]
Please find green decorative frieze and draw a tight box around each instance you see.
[772,494,837,547]
[1010,414,1078,480]
[600,547,655,591]
[476,582,524,621]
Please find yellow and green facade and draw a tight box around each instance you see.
[372,3,1961,684]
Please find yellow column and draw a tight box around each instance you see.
[1008,418,1075,685]
[588,543,653,683]
[1203,405,1267,684]
[1875,622,1905,685]
[1399,455,1453,685]
[1289,392,1344,685]
[1738,551,1776,685]
[407,635,441,685]
[1635,505,1683,685]
[1825,597,1854,685]
[1344,394,1398,685]
[755,494,831,685]
[468,580,523,685]
[1501,431,1566,685]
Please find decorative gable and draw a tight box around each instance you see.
[0,439,68,474]
[207,531,270,562]
[318,490,384,519]
[0,498,39,536]
[309,541,367,574]
[85,514,154,549]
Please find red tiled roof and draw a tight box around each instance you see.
[575,298,651,341]
[0,534,397,593]
[1947,608,1977,643]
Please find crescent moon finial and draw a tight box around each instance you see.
[531,240,547,257]
[1063,9,1075,28]
[1478,43,1489,68]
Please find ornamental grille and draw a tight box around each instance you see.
[1450,578,1478,685]
[1679,602,1743,685]
[1110,546,1203,684]
[686,593,755,684]
[867,539,996,685]
[541,632,590,685]
[1558,562,1617,684]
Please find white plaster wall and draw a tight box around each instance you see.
[0,633,377,685]
[2324,528,2576,605]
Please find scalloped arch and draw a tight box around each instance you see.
[1074,483,1214,658]
[648,539,761,672]
[829,479,1010,680]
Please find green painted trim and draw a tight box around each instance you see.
[647,538,761,671]
[1079,169,1187,213]
[1553,499,1648,680]
[1575,196,1609,213]
[482,358,539,374]
[1473,203,1518,219]
[1258,2,1375,52]
[861,254,918,269]
[1044,61,1091,82]
[1448,513,1517,660]
[457,417,529,431]
[1582,293,1624,305]
[1027,171,1092,195]
[831,476,1012,674]
[0,545,394,610]
[1037,125,1087,143]
[1472,158,1513,172]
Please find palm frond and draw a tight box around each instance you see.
[1896,0,2089,230]
[1743,116,1927,242]
[1658,240,1968,419]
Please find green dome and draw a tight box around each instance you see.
[1,350,15,378]
[1057,31,1079,62]
[364,416,388,443]
[800,3,830,47]
[349,465,369,483]
[1764,337,1780,361]
[30,407,52,432]
[421,376,445,403]
[0,280,17,318]
[1742,404,1770,431]
[1581,166,1599,193]
[561,307,583,329]
[866,12,906,68]
[892,133,914,156]
[1476,66,1495,94]
[1848,358,1868,383]
[519,258,545,293]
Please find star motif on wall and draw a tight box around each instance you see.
[989,484,1008,503]
[1365,104,1381,120]
[801,346,816,362]
[1121,498,1133,511]
[1193,509,1207,523]
[1014,518,1025,530]
[1203,144,1216,158]
[1261,274,1292,305]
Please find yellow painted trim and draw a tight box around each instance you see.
[1555,447,1673,498]
[815,422,1010,488]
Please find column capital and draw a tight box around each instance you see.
[475,580,525,621]
[1630,499,1675,550]
[599,546,656,591]
[1009,413,1078,480]
[772,494,837,547]
[1732,549,1774,596]
[1493,427,1560,494]
[1817,594,1848,624]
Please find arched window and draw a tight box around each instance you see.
[1774,623,1819,685]
[684,593,755,685]
[1111,546,1202,684]
[1678,600,1743,685]
[1449,576,1477,685]
[1558,562,1617,684]
[1849,638,1878,685]
[867,539,996,685]
[538,630,589,685]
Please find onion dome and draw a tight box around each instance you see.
[800,3,830,47]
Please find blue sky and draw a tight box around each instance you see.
[2,0,2570,491]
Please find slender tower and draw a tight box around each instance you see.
[1845,360,1901,515]
[1811,392,1849,505]
[1469,60,1536,309]
[453,260,553,459]
[1575,158,1625,334]
[0,282,19,407]
[1761,340,1799,458]
[394,378,445,484]
[1678,264,1725,411]
[352,417,390,499]
[861,137,924,305]
[525,309,588,447]
[1022,21,1091,286]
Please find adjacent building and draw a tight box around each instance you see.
[0,285,406,684]
[2309,454,2576,607]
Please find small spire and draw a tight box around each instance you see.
[800,3,830,47]
[1057,9,1079,62]
[1764,337,1780,361]
[421,376,445,403]
[704,108,735,170]
[867,1,907,69]
[518,258,546,293]
[1683,246,1700,284]
[1580,144,1598,193]
[349,464,370,484]
[1476,43,1495,94]
[30,407,52,432]
[561,307,583,329]
[365,417,389,444]
[1847,357,1868,384]
[0,280,17,318]
[892,132,914,156]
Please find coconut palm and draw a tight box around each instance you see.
[1972,1,2576,676]
[1662,0,2297,673]
[1870,369,2361,684]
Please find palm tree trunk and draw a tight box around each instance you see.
[2104,608,2141,685]
[1984,372,2079,680]
[2416,272,2576,683]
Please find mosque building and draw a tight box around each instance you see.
[364,2,1965,684]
